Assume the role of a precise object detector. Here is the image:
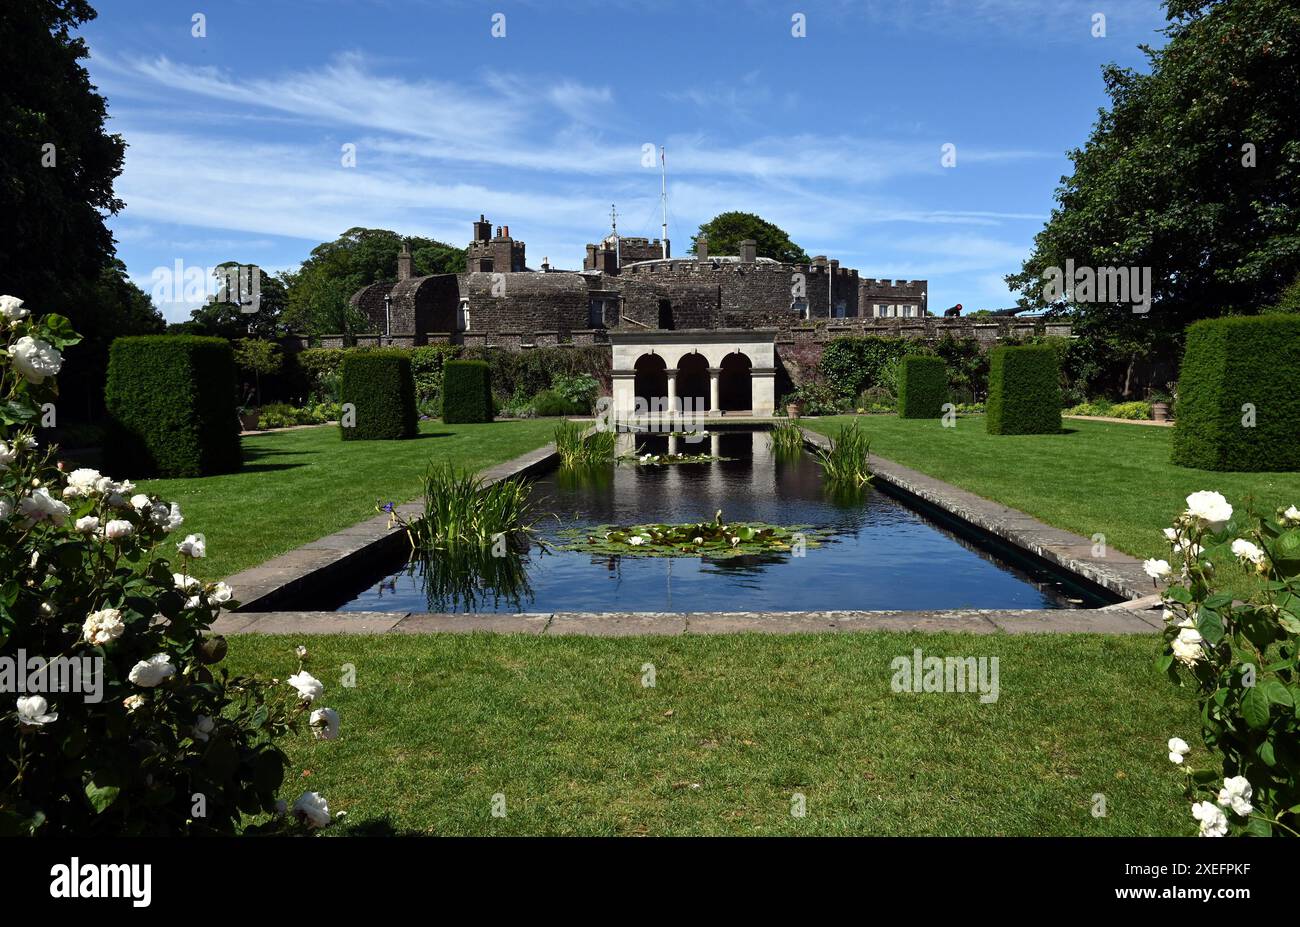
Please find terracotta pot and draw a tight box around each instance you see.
[786,403,802,419]
[239,411,261,432]
[1152,401,1170,423]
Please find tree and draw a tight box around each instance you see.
[1007,0,1300,395]
[232,338,282,407]
[689,212,810,263]
[182,264,287,339]
[282,228,466,335]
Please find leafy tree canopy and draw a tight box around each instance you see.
[177,263,288,339]
[689,212,810,264]
[282,228,466,335]
[1008,0,1300,339]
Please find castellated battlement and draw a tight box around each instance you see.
[860,278,927,291]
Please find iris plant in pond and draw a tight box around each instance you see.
[391,461,536,551]
[1158,489,1300,837]
[559,509,825,558]
[553,420,616,468]
[769,420,804,457]
[817,420,873,487]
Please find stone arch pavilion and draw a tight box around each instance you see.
[609,329,777,418]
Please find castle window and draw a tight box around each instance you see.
[833,300,847,319]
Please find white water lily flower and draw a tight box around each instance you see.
[1142,558,1171,580]
[16,696,57,726]
[291,791,331,828]
[18,487,70,527]
[1192,800,1228,837]
[0,295,29,321]
[1171,627,1204,666]
[310,707,340,741]
[177,534,206,558]
[1167,737,1190,764]
[1230,538,1265,565]
[287,671,324,702]
[627,536,645,546]
[1217,775,1253,817]
[10,335,63,383]
[730,535,741,547]
[82,608,125,646]
[74,515,99,534]
[192,715,215,743]
[1185,491,1233,529]
[103,519,134,540]
[693,536,703,544]
[128,653,176,687]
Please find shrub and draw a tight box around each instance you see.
[441,359,493,423]
[819,336,912,399]
[0,296,336,835]
[1171,315,1300,471]
[298,347,345,402]
[461,345,609,407]
[1159,492,1300,836]
[552,373,601,413]
[531,389,586,417]
[985,345,1062,435]
[339,350,417,440]
[896,355,949,419]
[789,380,850,416]
[104,335,242,478]
[408,344,460,414]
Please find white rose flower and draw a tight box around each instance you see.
[0,441,18,471]
[287,670,324,702]
[122,694,146,712]
[295,645,308,659]
[192,715,215,743]
[82,608,126,646]
[291,791,331,828]
[1184,491,1233,529]
[1167,737,1190,764]
[1171,627,1204,666]
[1142,558,1171,580]
[103,519,134,540]
[1162,527,1178,542]
[173,573,201,593]
[128,653,176,687]
[16,695,57,726]
[208,582,233,605]
[1230,538,1265,565]
[151,501,183,532]
[1285,505,1300,524]
[627,535,645,546]
[63,468,104,498]
[17,487,71,527]
[1216,775,1253,817]
[0,295,29,321]
[310,707,340,741]
[75,515,100,534]
[177,534,206,558]
[10,335,63,384]
[1192,800,1228,837]
[130,493,151,512]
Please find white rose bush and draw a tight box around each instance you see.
[1159,489,1300,837]
[0,298,337,835]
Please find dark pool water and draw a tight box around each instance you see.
[317,429,1104,614]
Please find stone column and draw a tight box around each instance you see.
[710,433,720,457]
[708,368,721,415]
[611,371,637,418]
[666,368,678,421]
[668,434,679,455]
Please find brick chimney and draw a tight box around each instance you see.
[473,214,491,243]
[397,240,413,281]
[739,239,757,263]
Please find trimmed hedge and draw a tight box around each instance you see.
[897,355,949,418]
[1171,314,1300,471]
[442,360,493,423]
[338,350,417,440]
[104,336,241,477]
[986,345,1062,435]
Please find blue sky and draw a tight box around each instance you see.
[81,0,1171,321]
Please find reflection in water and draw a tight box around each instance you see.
[319,428,1103,614]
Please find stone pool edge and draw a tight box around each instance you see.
[212,426,1164,637]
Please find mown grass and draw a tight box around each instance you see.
[227,632,1198,836]
[136,419,556,581]
[806,414,1300,595]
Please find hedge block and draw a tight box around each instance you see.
[896,355,949,419]
[104,336,241,478]
[985,345,1061,435]
[441,360,493,423]
[339,351,417,440]
[1171,314,1300,471]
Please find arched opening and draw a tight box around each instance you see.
[719,352,752,412]
[634,353,668,414]
[675,352,709,415]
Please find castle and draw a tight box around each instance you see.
[344,216,1068,416]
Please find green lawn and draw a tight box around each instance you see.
[137,419,556,581]
[806,415,1300,587]
[227,632,1198,836]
